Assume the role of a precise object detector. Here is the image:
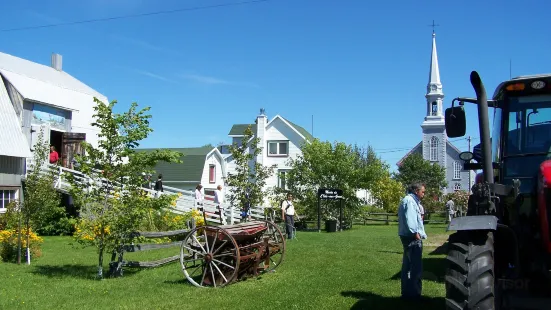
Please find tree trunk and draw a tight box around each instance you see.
[25,219,31,265]
[17,213,22,265]
[97,236,104,279]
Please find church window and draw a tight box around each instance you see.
[430,136,439,161]
[453,161,462,179]
[454,183,461,191]
[431,102,438,116]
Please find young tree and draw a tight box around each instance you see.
[66,97,182,279]
[225,125,276,211]
[18,128,62,264]
[394,153,447,211]
[371,174,405,213]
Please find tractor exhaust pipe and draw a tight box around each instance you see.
[470,71,494,184]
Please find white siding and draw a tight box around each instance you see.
[200,152,225,191]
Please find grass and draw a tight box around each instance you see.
[0,224,451,310]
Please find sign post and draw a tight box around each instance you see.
[317,188,344,232]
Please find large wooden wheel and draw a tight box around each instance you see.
[259,220,286,273]
[180,225,240,288]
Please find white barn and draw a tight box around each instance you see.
[0,51,108,212]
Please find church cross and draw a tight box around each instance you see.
[428,20,440,33]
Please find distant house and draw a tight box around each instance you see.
[0,51,108,213]
[141,146,226,197]
[219,109,314,207]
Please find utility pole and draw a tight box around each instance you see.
[468,136,472,191]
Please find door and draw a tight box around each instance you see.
[29,124,50,167]
[62,132,86,169]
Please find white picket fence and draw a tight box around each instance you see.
[25,162,267,225]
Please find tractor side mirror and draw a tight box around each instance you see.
[445,106,466,137]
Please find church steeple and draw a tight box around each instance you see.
[423,31,444,121]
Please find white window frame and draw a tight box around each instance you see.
[278,169,289,190]
[267,140,289,157]
[453,161,462,180]
[0,187,19,213]
[429,136,439,161]
[454,183,461,191]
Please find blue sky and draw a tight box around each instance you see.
[1,0,550,171]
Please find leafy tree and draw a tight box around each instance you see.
[394,153,447,212]
[444,190,469,215]
[66,97,182,279]
[371,174,405,213]
[285,140,387,220]
[225,125,276,211]
[17,128,62,264]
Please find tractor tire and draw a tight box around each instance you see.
[445,230,496,310]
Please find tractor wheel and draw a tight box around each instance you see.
[445,230,496,310]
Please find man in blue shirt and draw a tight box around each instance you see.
[398,182,427,300]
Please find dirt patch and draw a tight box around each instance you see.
[424,233,450,248]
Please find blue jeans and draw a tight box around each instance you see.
[285,215,294,239]
[400,236,423,299]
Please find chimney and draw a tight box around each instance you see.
[51,53,62,71]
[256,108,267,164]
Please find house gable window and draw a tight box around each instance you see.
[278,170,289,189]
[453,161,462,180]
[0,188,18,212]
[268,141,289,157]
[209,165,216,184]
[429,136,439,161]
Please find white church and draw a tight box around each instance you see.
[397,31,475,194]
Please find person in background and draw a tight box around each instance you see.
[214,185,225,224]
[446,198,455,222]
[49,146,59,164]
[195,184,204,210]
[154,174,163,197]
[397,182,427,301]
[281,192,296,239]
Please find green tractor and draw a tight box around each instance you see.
[444,71,551,309]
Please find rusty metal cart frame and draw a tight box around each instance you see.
[179,220,285,288]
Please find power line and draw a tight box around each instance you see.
[0,0,272,32]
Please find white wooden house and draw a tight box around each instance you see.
[0,51,108,212]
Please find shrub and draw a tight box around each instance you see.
[0,228,43,263]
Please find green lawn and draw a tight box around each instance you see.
[0,224,451,310]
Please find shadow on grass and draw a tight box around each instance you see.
[428,242,448,255]
[341,291,444,310]
[390,257,446,283]
[32,264,141,280]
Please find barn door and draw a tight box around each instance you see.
[62,132,86,169]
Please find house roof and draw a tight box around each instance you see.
[227,116,314,142]
[280,116,314,142]
[395,139,464,166]
[0,51,107,111]
[137,146,213,183]
[228,124,257,136]
[0,74,32,158]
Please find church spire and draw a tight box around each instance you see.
[428,32,441,87]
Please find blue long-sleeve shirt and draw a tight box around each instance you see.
[398,194,427,239]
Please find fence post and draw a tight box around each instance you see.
[229,204,234,225]
[385,214,389,225]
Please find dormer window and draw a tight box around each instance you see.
[431,102,438,116]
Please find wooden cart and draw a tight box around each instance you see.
[180,220,286,287]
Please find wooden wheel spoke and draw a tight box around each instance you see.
[203,229,210,253]
[212,258,235,270]
[188,264,202,278]
[182,245,205,257]
[209,264,217,288]
[212,240,228,255]
[200,265,208,286]
[192,234,207,254]
[211,262,229,283]
[211,230,218,253]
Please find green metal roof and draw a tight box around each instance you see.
[280,116,314,142]
[136,146,213,183]
[228,124,257,136]
[228,117,314,142]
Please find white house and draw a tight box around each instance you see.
[139,146,227,198]
[0,51,108,212]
